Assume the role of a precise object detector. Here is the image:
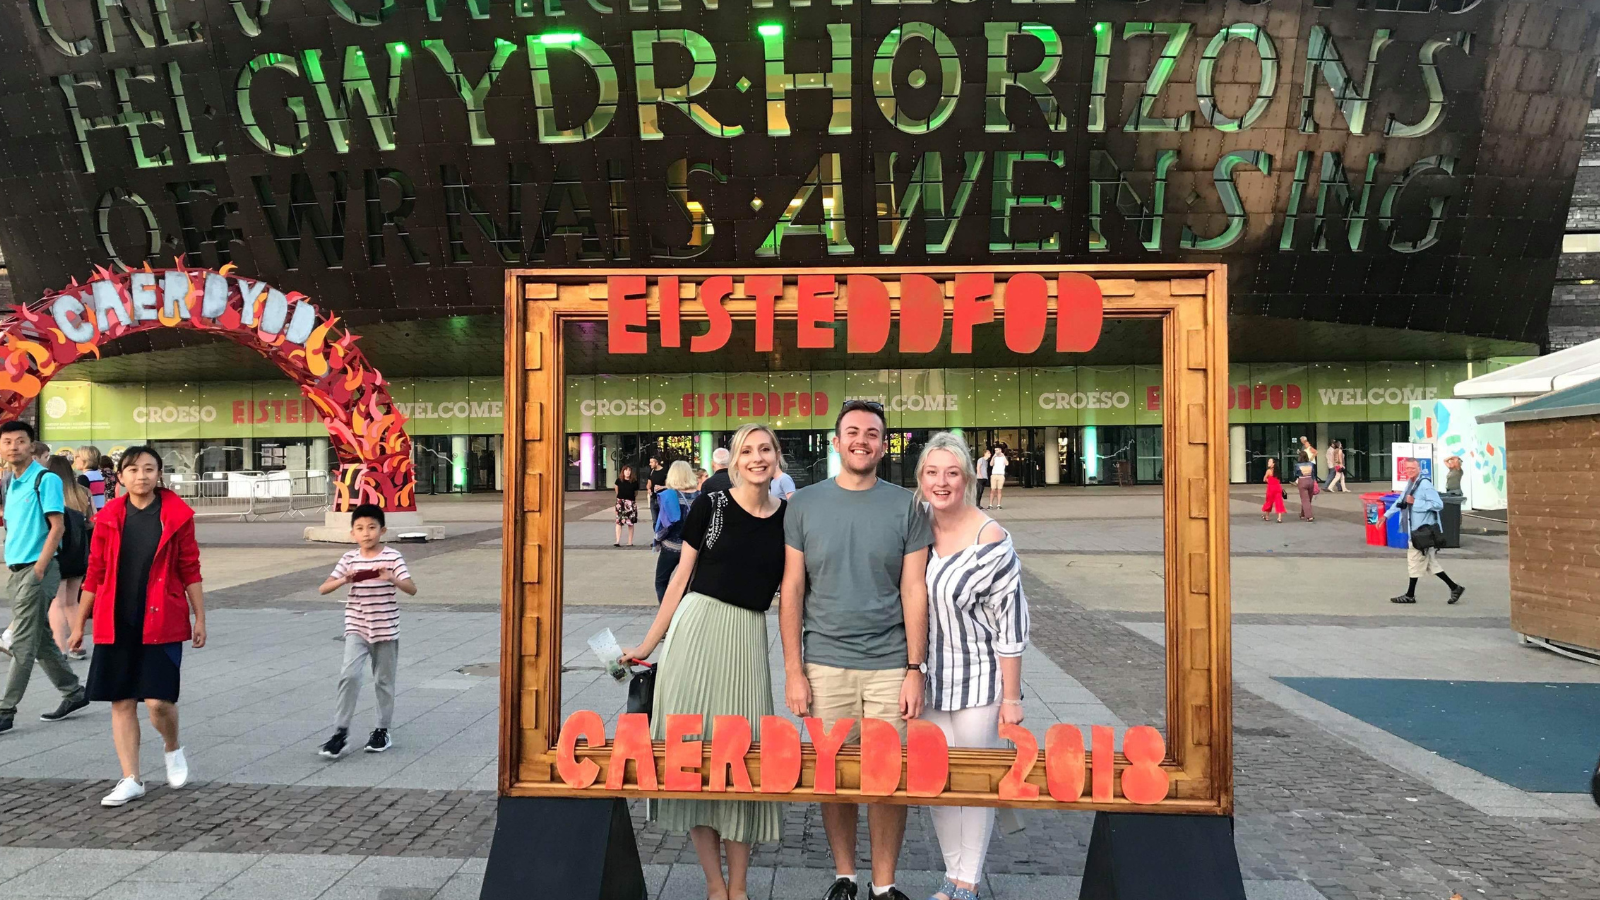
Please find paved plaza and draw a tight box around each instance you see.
[1,487,1598,899]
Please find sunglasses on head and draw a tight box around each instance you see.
[841,399,885,413]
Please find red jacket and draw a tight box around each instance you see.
[83,488,202,645]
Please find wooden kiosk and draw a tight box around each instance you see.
[1481,381,1600,662]
[488,265,1241,899]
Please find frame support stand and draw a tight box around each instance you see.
[480,796,647,900]
[1079,812,1246,900]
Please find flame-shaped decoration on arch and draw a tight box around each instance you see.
[1,263,416,513]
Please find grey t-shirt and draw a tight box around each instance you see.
[784,478,933,670]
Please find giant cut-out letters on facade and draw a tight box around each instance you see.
[0,263,415,512]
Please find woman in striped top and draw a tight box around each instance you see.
[916,432,1029,900]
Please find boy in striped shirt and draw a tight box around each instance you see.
[317,504,416,759]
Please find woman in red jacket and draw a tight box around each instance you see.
[68,446,206,808]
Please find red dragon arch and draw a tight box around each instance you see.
[0,263,415,513]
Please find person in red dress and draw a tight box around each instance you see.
[1261,458,1285,523]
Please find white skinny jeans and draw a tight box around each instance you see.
[923,704,1001,883]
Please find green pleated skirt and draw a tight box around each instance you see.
[648,591,782,844]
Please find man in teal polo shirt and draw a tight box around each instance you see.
[0,421,86,734]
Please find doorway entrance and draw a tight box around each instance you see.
[1324,422,1407,484]
[1244,424,1316,483]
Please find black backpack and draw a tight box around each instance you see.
[33,472,91,578]
[57,507,91,578]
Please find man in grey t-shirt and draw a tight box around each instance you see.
[781,400,931,900]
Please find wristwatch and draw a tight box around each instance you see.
[907,662,926,674]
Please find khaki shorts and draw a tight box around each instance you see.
[990,474,1005,490]
[1407,546,1444,577]
[805,663,906,740]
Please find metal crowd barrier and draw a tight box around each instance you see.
[167,470,332,521]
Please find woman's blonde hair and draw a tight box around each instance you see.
[914,432,977,506]
[665,459,697,491]
[47,455,91,515]
[727,423,785,488]
[75,445,102,469]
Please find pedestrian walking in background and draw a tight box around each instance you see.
[613,464,639,548]
[75,446,108,512]
[622,424,790,900]
[1295,451,1318,522]
[1444,455,1464,494]
[702,447,733,495]
[68,445,205,807]
[317,503,416,759]
[770,466,797,500]
[0,421,87,735]
[1299,436,1317,469]
[652,461,700,603]
[45,455,92,660]
[915,433,1029,900]
[1384,458,1466,605]
[29,442,50,466]
[988,445,1009,509]
[647,456,668,523]
[1262,459,1285,523]
[974,447,991,510]
[1326,441,1348,493]
[99,456,117,499]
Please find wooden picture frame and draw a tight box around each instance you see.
[500,264,1233,815]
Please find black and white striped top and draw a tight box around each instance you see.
[925,522,1030,711]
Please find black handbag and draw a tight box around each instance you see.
[1410,523,1444,551]
[626,662,656,717]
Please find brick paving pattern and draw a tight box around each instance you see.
[4,510,1598,898]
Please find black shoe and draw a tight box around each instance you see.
[39,694,89,722]
[319,728,348,759]
[1389,594,1416,604]
[869,887,911,900]
[824,877,859,900]
[0,714,12,734]
[1448,585,1466,604]
[1591,755,1600,808]
[364,728,391,753]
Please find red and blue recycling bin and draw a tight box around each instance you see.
[1382,492,1409,549]
[1361,492,1388,546]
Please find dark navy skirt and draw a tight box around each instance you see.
[86,642,182,702]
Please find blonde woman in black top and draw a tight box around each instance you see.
[622,423,787,900]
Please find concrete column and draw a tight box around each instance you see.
[1043,427,1060,485]
[1229,425,1247,483]
[311,438,331,474]
[451,435,469,491]
[1082,426,1098,484]
[602,435,621,488]
[1315,423,1330,477]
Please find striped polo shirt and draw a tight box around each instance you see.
[330,546,409,642]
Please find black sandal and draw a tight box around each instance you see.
[1389,594,1416,604]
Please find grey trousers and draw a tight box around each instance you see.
[2,559,83,717]
[333,633,397,731]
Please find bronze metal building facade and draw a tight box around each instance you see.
[0,0,1594,361]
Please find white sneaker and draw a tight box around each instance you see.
[0,626,12,657]
[165,747,189,788]
[101,777,145,807]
